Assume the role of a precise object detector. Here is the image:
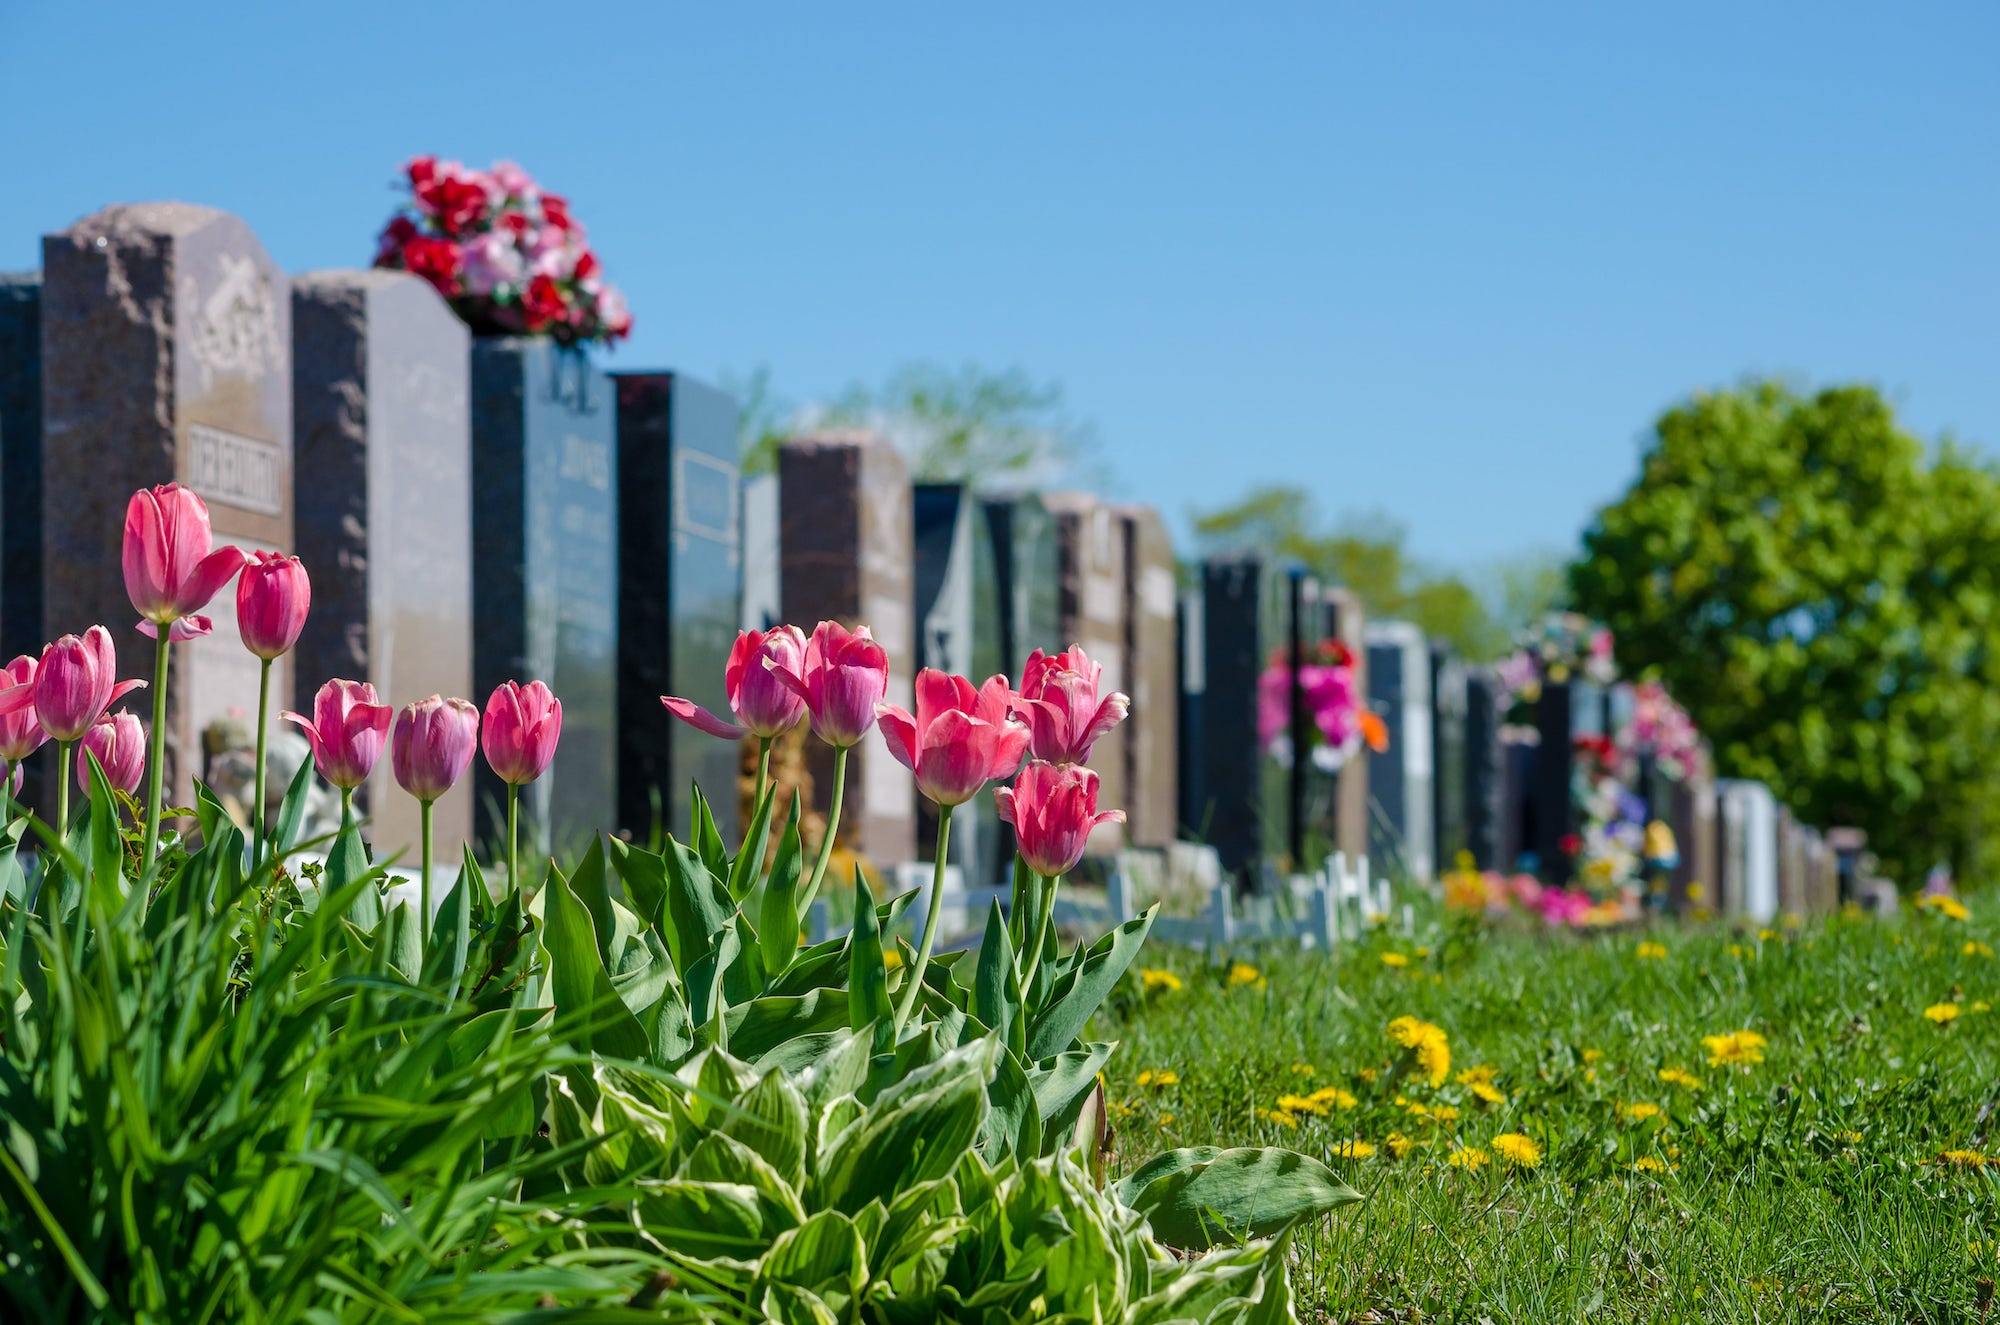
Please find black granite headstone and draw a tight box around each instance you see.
[471,338,618,859]
[1462,668,1504,869]
[0,274,42,662]
[1194,554,1283,885]
[1430,646,1467,871]
[981,492,1061,671]
[614,371,740,843]
[1366,622,1435,882]
[913,484,1003,884]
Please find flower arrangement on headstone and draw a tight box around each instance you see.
[1255,638,1386,772]
[1621,678,1705,782]
[1496,610,1617,726]
[372,156,632,346]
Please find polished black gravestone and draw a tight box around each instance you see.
[1193,554,1292,885]
[1462,667,1505,869]
[471,338,618,860]
[981,492,1061,672]
[1366,621,1435,882]
[0,273,43,662]
[913,484,1004,884]
[1430,645,1467,871]
[614,371,741,843]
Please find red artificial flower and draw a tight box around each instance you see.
[541,193,572,231]
[373,214,418,265]
[419,173,490,236]
[1559,832,1582,857]
[573,250,600,282]
[401,236,462,296]
[500,210,531,237]
[405,155,438,189]
[521,274,567,331]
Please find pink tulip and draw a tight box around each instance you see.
[482,680,561,785]
[237,551,311,659]
[996,759,1125,878]
[77,711,146,796]
[0,628,148,743]
[0,655,47,763]
[876,669,1030,807]
[766,620,890,748]
[283,679,393,789]
[662,626,807,740]
[393,695,480,802]
[122,484,251,641]
[1016,645,1129,766]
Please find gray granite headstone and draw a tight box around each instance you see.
[470,338,618,859]
[1,273,43,662]
[292,269,473,861]
[913,483,1002,884]
[41,203,293,807]
[1321,587,1370,862]
[778,433,914,868]
[740,474,780,632]
[1041,492,1130,856]
[1430,645,1467,871]
[1118,504,1178,850]
[980,491,1061,669]
[1365,621,1435,883]
[614,371,741,842]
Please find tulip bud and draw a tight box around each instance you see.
[662,626,807,740]
[481,680,561,785]
[393,695,480,802]
[282,678,393,789]
[1016,645,1129,766]
[77,711,146,797]
[122,483,250,641]
[996,759,1125,878]
[767,620,890,749]
[876,669,1030,807]
[24,627,147,743]
[237,551,311,660]
[0,655,47,763]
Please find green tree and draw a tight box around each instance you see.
[1569,380,2000,888]
[1191,485,1509,658]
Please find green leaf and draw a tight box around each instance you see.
[271,750,317,858]
[725,1069,811,1191]
[756,1209,865,1302]
[634,1178,768,1260]
[422,863,474,995]
[1027,904,1156,1060]
[1115,1146,1362,1250]
[981,1041,1043,1162]
[1030,1041,1114,1148]
[691,784,729,882]
[973,899,1021,1053]
[661,836,733,981]
[326,820,379,931]
[729,778,777,902]
[541,859,651,1060]
[846,870,892,1044]
[758,794,806,974]
[814,1037,995,1213]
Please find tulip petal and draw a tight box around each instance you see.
[762,656,814,704]
[986,720,1031,781]
[993,783,1018,828]
[280,709,325,763]
[175,545,251,617]
[661,695,746,740]
[1079,691,1131,750]
[106,679,148,707]
[0,683,30,715]
[875,703,918,771]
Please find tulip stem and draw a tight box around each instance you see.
[140,631,171,874]
[55,742,72,840]
[1021,871,1059,995]
[505,783,519,897]
[894,805,952,1030]
[0,759,12,831]
[797,744,847,919]
[340,786,354,832]
[251,657,271,875]
[419,797,434,945]
[754,736,771,812]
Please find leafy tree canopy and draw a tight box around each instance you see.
[1570,379,2000,887]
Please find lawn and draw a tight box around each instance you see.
[1099,900,2000,1323]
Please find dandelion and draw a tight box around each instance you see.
[1963,941,1994,958]
[1658,1066,1704,1091]
[1581,1048,1604,1064]
[1309,1085,1358,1110]
[1631,1155,1668,1174]
[1701,1030,1767,1068]
[1917,894,1971,921]
[1727,943,1750,959]
[1446,1146,1490,1171]
[1227,961,1264,988]
[1386,1131,1417,1158]
[1924,1002,1960,1025]
[1622,1102,1664,1122]
[1836,1129,1862,1145]
[1388,1015,1452,1088]
[1157,1113,1174,1129]
[1938,1149,1989,1168]
[1289,1061,1315,1077]
[1331,1139,1376,1159]
[1278,1092,1330,1118]
[1380,951,1410,968]
[1634,941,1667,960]
[1357,1067,1380,1083]
[1136,1068,1179,1089]
[1261,1107,1299,1129]
[1973,1001,1993,1014]
[1468,1080,1507,1105]
[1756,927,1777,942]
[1140,967,1184,994]
[1493,1133,1542,1168]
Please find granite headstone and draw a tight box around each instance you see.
[740,474,780,632]
[0,273,43,662]
[1042,492,1130,855]
[41,203,293,808]
[1118,504,1178,850]
[1430,645,1467,872]
[1366,621,1435,883]
[1462,667,1505,869]
[1193,554,1272,883]
[1322,587,1370,862]
[913,484,1003,884]
[614,371,741,843]
[470,338,618,859]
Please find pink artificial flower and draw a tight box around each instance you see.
[481,680,562,786]
[122,484,250,641]
[0,654,46,763]
[236,551,310,660]
[876,669,1030,807]
[766,621,890,749]
[996,760,1124,878]
[392,695,480,802]
[1016,645,1129,766]
[77,711,145,797]
[0,627,147,743]
[460,230,525,298]
[663,626,808,741]
[283,679,393,790]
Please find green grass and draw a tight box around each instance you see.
[1098,903,2000,1323]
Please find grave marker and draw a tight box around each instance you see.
[1118,504,1178,849]
[1042,492,1130,855]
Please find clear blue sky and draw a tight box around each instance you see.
[5,3,1995,575]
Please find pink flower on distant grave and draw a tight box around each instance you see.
[481,680,562,785]
[77,711,145,797]
[1016,645,1128,767]
[0,627,147,744]
[460,230,525,298]
[122,484,250,642]
[877,669,1030,808]
[996,759,1124,878]
[663,626,808,741]
[283,679,393,790]
[766,621,890,749]
[488,159,537,200]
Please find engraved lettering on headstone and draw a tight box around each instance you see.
[181,255,283,390]
[188,424,283,514]
[673,450,739,551]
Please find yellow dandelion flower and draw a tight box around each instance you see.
[1492,1133,1542,1168]
[1404,1100,1430,1119]
[1972,1001,1992,1014]
[1357,1067,1380,1083]
[1781,911,1803,930]
[1380,951,1411,968]
[1938,1149,1989,1168]
[1136,1068,1179,1088]
[1634,941,1667,960]
[1631,1155,1668,1174]
[1261,1107,1299,1129]
[1157,1113,1174,1128]
[1415,945,1432,957]
[1331,1139,1376,1159]
[1963,941,1994,958]
[1468,1081,1507,1105]
[1924,1002,1961,1025]
[1836,1129,1862,1145]
[1278,1092,1330,1118]
[1140,967,1184,994]
[1918,893,1971,921]
[1658,1066,1703,1091]
[1289,1061,1315,1077]
[1386,1130,1417,1158]
[1456,1063,1498,1086]
[1388,1015,1451,1088]
[1727,943,1750,960]
[1701,1030,1767,1068]
[1227,961,1264,988]
[1582,1048,1604,1064]
[1309,1085,1358,1110]
[1622,1102,1664,1122]
[1446,1146,1490,1170]
[1756,927,1777,942]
